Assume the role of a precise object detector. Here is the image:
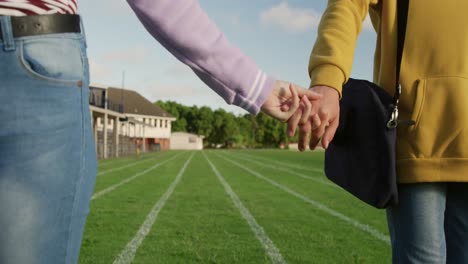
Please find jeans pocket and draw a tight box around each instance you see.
[19,35,85,85]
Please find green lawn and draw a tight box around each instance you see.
[79,150,391,264]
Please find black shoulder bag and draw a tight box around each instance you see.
[324,0,413,209]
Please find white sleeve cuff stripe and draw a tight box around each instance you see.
[238,72,267,112]
[246,70,261,100]
[251,72,267,104]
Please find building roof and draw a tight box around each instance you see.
[107,87,174,118]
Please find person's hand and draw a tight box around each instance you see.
[260,80,322,123]
[308,85,340,150]
[288,85,340,151]
[286,100,322,152]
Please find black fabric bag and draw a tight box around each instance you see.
[324,0,411,209]
[325,80,398,208]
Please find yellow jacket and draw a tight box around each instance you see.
[309,0,468,183]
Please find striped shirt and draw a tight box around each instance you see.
[0,0,77,16]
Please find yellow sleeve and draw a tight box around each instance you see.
[309,0,378,96]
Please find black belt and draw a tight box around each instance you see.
[0,14,81,40]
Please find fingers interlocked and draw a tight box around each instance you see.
[286,85,340,152]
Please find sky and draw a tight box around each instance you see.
[79,0,377,115]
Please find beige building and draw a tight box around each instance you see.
[90,86,176,159]
[170,132,204,150]
[107,87,176,152]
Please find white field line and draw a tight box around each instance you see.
[223,152,335,188]
[203,152,287,264]
[91,152,185,200]
[229,151,323,174]
[97,154,163,176]
[214,152,390,245]
[113,153,194,264]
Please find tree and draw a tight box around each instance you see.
[155,100,290,148]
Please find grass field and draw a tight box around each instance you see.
[79,150,391,264]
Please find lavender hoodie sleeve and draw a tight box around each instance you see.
[126,0,275,114]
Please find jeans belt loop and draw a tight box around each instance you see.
[0,16,16,51]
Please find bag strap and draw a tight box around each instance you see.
[396,0,408,89]
[387,0,411,128]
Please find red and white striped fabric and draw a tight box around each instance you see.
[0,0,77,16]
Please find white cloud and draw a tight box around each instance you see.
[89,59,112,82]
[101,45,150,64]
[260,2,321,33]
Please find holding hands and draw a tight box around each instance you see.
[261,81,340,151]
[303,85,340,150]
[260,80,322,123]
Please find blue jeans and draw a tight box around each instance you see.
[387,183,468,264]
[0,16,96,264]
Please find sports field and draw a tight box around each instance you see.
[79,150,391,264]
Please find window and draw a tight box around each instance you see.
[165,120,168,128]
[189,137,197,143]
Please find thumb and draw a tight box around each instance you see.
[264,83,301,122]
[284,83,300,116]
